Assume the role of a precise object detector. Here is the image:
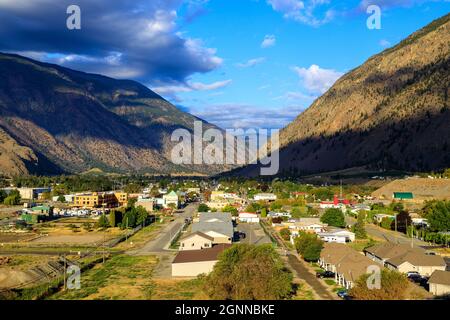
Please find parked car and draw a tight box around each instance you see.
[337,290,352,300]
[316,271,335,278]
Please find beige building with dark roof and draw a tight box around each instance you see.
[319,243,375,289]
[179,232,214,251]
[172,244,231,277]
[428,270,450,296]
[365,243,445,276]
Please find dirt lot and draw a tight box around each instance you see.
[372,178,450,201]
[0,233,37,243]
[31,234,107,245]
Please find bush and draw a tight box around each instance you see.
[97,214,110,229]
[279,228,291,241]
[204,244,293,300]
[198,203,210,212]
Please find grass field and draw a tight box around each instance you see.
[48,255,159,300]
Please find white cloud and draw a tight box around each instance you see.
[236,57,266,68]
[261,35,276,48]
[267,0,336,26]
[293,64,343,94]
[152,79,232,96]
[188,104,306,130]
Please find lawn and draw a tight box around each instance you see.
[48,254,158,300]
[348,239,379,252]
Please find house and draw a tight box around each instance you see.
[428,270,450,296]
[172,244,232,277]
[238,212,260,223]
[317,229,355,243]
[319,243,373,289]
[385,251,446,276]
[180,232,214,251]
[253,193,277,201]
[163,191,179,209]
[364,243,446,276]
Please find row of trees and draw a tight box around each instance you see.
[97,204,150,229]
[0,189,21,205]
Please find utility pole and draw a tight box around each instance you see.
[63,254,67,291]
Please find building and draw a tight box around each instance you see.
[317,229,355,243]
[20,205,53,224]
[172,244,232,277]
[428,270,450,296]
[180,232,214,251]
[393,192,414,201]
[253,193,277,201]
[384,251,446,276]
[73,192,126,209]
[319,243,374,289]
[191,212,234,244]
[364,243,446,276]
[17,187,51,200]
[210,191,239,201]
[162,191,179,209]
[135,198,154,213]
[238,212,260,223]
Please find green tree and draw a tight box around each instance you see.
[421,200,450,232]
[349,269,409,300]
[294,232,323,262]
[136,206,149,227]
[3,190,21,205]
[380,217,393,230]
[0,190,7,203]
[57,195,66,203]
[123,183,142,194]
[97,214,110,229]
[109,210,122,228]
[198,203,210,212]
[204,244,293,300]
[320,208,345,228]
[353,211,367,239]
[260,207,267,218]
[222,205,238,216]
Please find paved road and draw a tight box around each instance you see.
[346,216,429,247]
[130,203,198,255]
[236,223,271,245]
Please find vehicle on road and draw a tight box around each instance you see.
[316,271,335,278]
[337,290,352,300]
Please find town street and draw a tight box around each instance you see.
[130,202,198,255]
[345,216,429,247]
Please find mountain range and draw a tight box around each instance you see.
[0,52,226,176]
[237,13,450,177]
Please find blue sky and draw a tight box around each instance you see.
[0,0,449,130]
